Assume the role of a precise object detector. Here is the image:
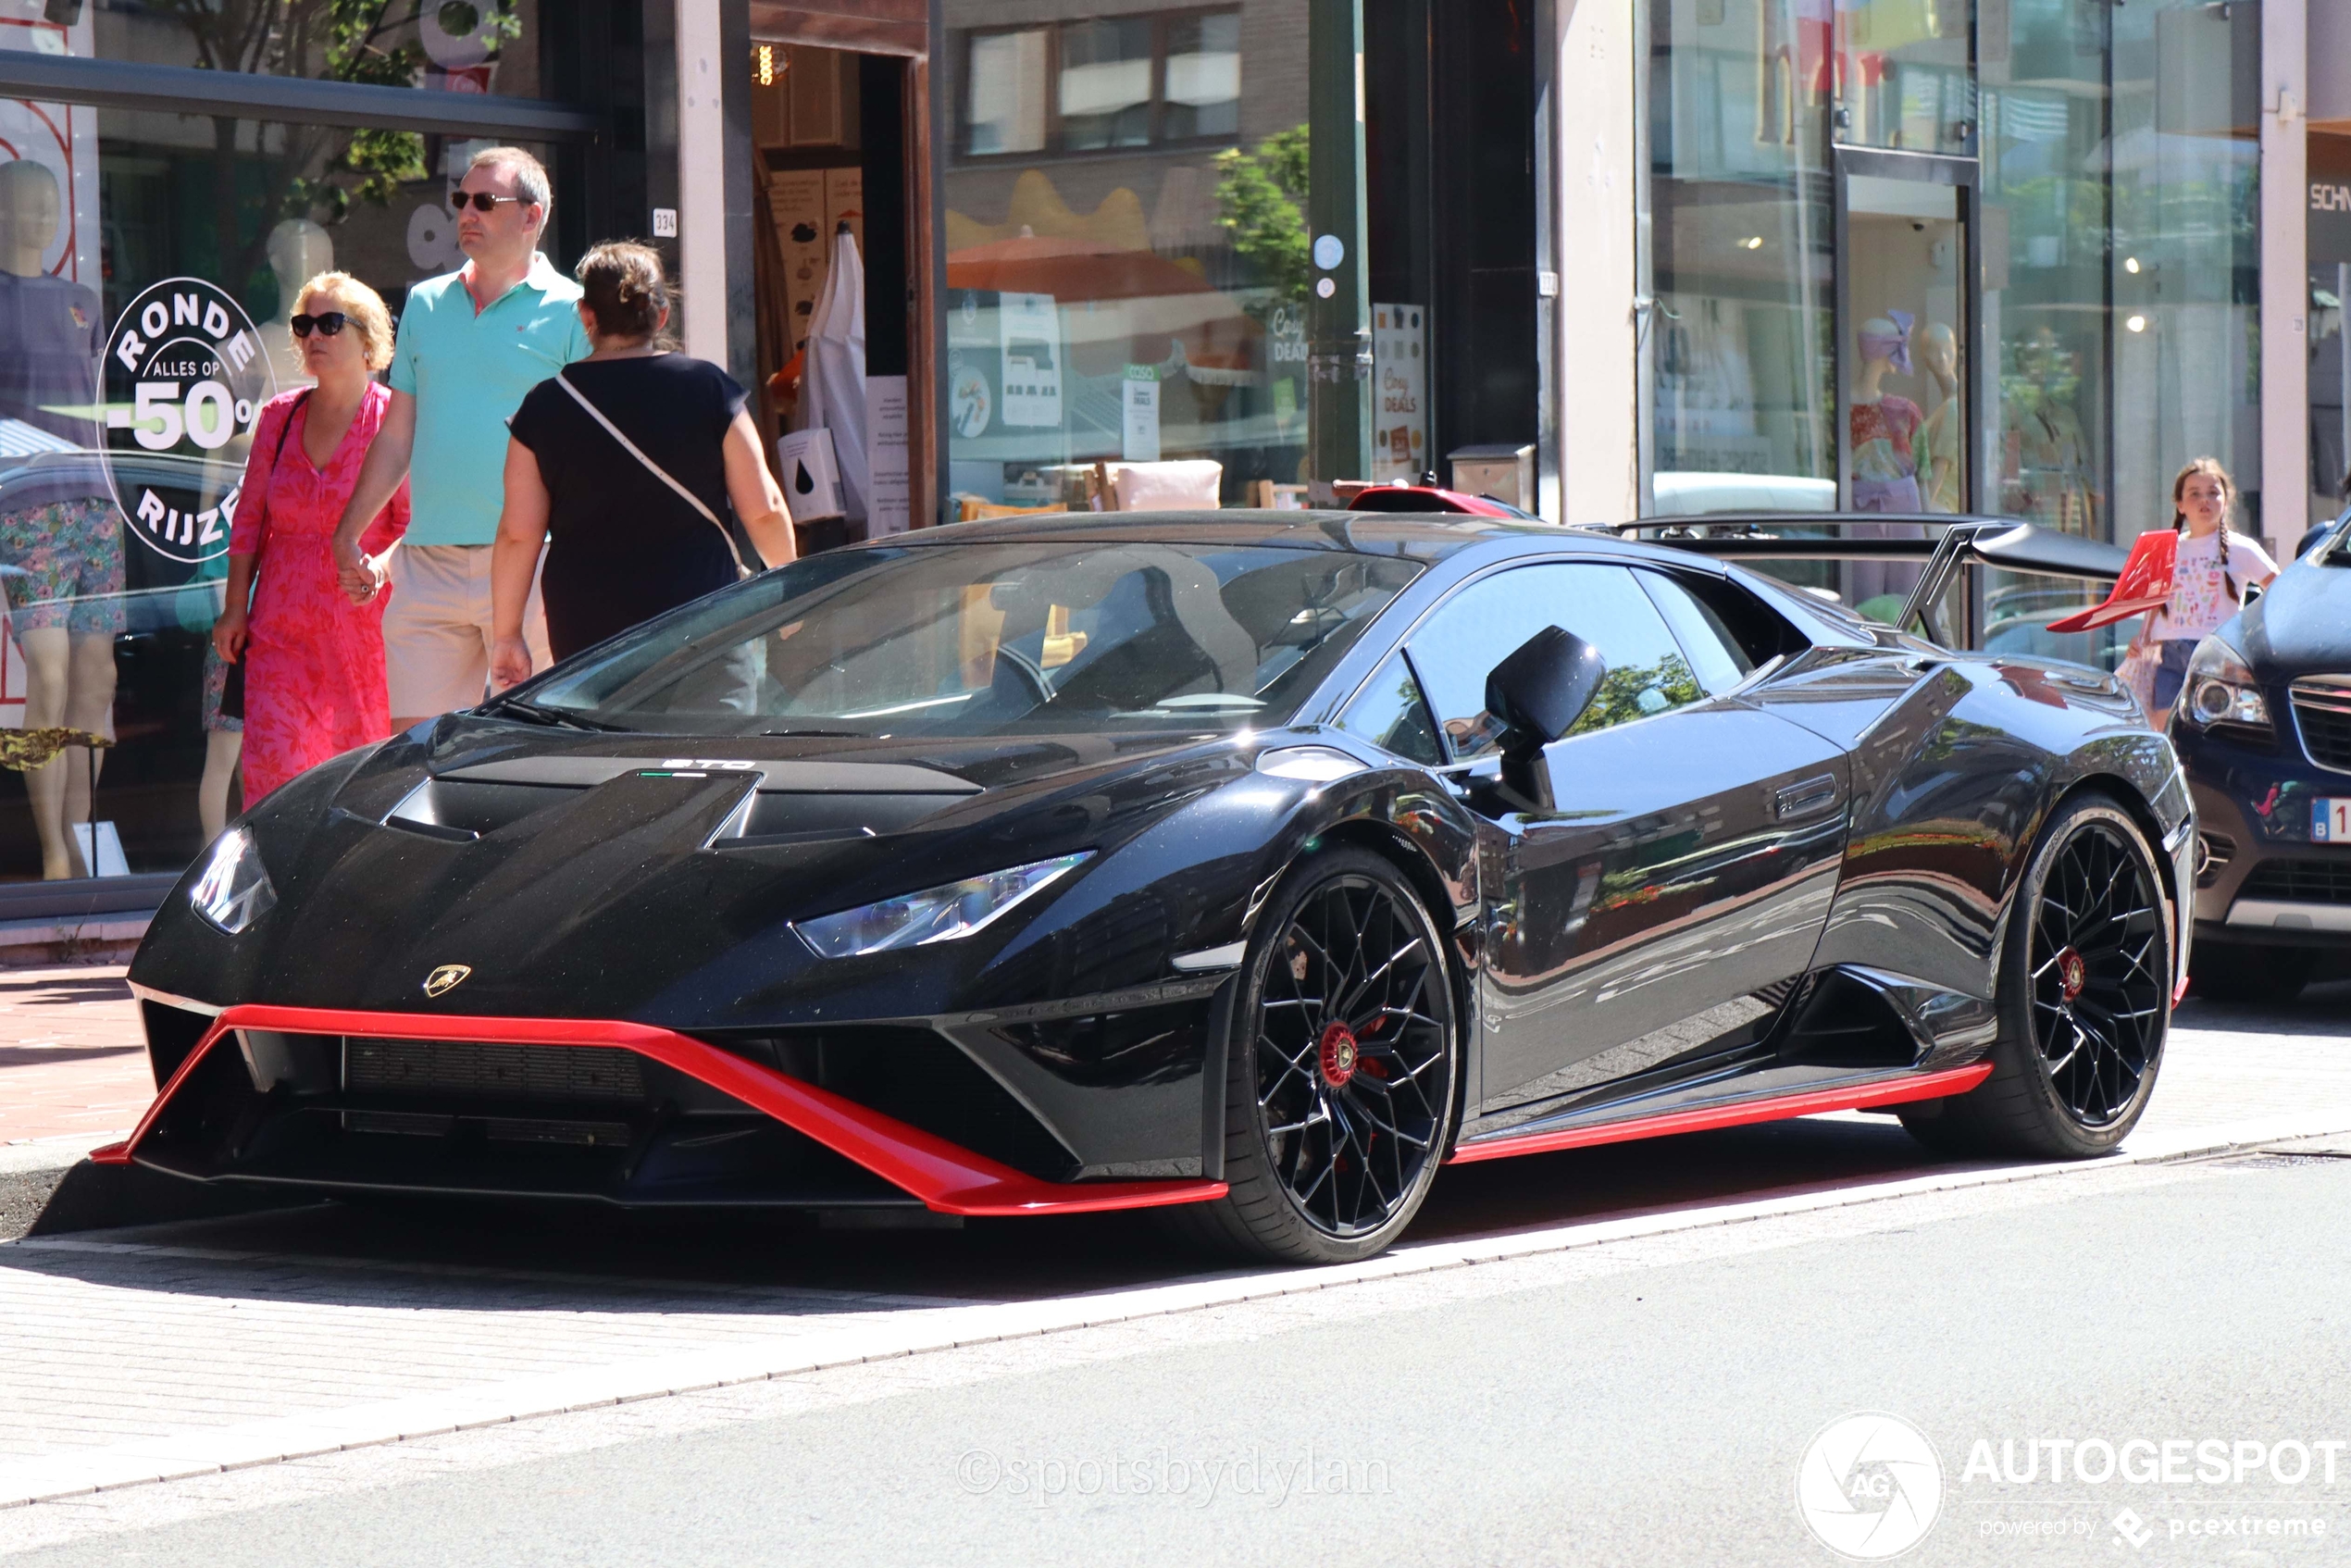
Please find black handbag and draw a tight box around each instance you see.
[219,388,311,723]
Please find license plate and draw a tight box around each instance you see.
[2316,799,2351,841]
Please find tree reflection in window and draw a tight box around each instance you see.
[1565,653,1704,737]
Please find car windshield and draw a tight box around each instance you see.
[521,541,1423,737]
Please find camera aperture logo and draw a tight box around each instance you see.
[1797,1412,1944,1560]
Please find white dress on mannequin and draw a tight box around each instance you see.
[797,226,869,528]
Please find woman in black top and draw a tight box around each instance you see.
[491,243,794,683]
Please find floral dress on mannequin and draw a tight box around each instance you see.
[1849,312,1924,513]
[1847,311,1926,614]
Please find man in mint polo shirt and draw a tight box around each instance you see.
[331,146,589,730]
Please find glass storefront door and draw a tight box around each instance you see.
[1835,152,1971,619]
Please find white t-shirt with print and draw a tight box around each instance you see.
[2152,529,2276,641]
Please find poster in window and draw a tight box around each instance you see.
[1372,305,1427,483]
[999,292,1063,429]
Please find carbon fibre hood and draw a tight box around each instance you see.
[130,714,1253,1025]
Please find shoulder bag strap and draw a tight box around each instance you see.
[269,387,314,465]
[242,389,313,566]
[554,369,746,574]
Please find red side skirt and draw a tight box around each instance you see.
[1446,1063,1995,1164]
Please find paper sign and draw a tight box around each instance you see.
[770,169,828,355]
[1122,365,1161,462]
[865,375,911,537]
[999,292,1062,429]
[1371,304,1427,483]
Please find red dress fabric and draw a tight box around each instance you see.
[230,385,410,802]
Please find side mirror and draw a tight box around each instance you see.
[1484,627,1607,808]
[2240,579,2265,607]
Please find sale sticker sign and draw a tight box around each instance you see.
[101,277,278,564]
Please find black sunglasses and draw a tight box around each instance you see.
[290,312,350,339]
[449,192,528,213]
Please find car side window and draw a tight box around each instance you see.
[1336,653,1445,765]
[1636,571,1756,695]
[1407,563,1707,760]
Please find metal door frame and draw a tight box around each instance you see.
[1830,145,1984,515]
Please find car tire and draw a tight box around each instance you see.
[2187,940,2315,1004]
[1899,792,2171,1160]
[1165,847,1461,1265]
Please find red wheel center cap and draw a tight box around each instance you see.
[2058,947,2087,1002]
[1317,1022,1360,1088]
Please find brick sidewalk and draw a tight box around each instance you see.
[0,967,151,1147]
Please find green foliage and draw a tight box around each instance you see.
[139,1,516,227]
[1214,124,1312,305]
[1566,655,1703,737]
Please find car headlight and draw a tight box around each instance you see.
[188,827,277,934]
[2183,636,2270,729]
[792,852,1091,959]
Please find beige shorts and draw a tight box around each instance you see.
[382,542,552,718]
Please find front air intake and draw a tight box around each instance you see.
[344,1039,648,1103]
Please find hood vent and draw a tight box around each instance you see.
[438,754,980,795]
[384,778,585,841]
[384,758,979,846]
[711,790,949,849]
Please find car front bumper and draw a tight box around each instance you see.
[2175,716,2351,952]
[102,1000,1232,1216]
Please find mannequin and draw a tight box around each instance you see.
[258,219,334,389]
[2003,327,2096,537]
[1847,311,1925,615]
[1849,313,1924,514]
[0,158,118,880]
[193,550,242,843]
[1915,321,1962,513]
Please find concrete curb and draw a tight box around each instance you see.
[0,915,149,969]
[2,1108,2345,1511]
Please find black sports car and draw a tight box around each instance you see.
[114,513,2193,1263]
[2170,513,2351,1001]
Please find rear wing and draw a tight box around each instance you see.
[1607,516,2128,648]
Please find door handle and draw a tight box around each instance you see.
[1774,774,1840,819]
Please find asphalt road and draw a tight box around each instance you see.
[16,1147,2350,1567]
[5,981,2348,1566]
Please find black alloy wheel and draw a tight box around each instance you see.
[2025,818,2167,1128]
[1172,848,1459,1263]
[1901,792,2171,1159]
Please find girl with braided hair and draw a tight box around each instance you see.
[2137,457,2277,713]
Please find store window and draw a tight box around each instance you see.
[1648,0,1837,516]
[2308,134,2351,522]
[1978,0,2258,549]
[941,1,1322,514]
[88,0,552,100]
[1825,0,1975,156]
[958,9,1242,160]
[0,63,560,881]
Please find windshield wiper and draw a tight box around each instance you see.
[482,694,621,732]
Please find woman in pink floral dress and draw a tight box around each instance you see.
[211,273,410,803]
